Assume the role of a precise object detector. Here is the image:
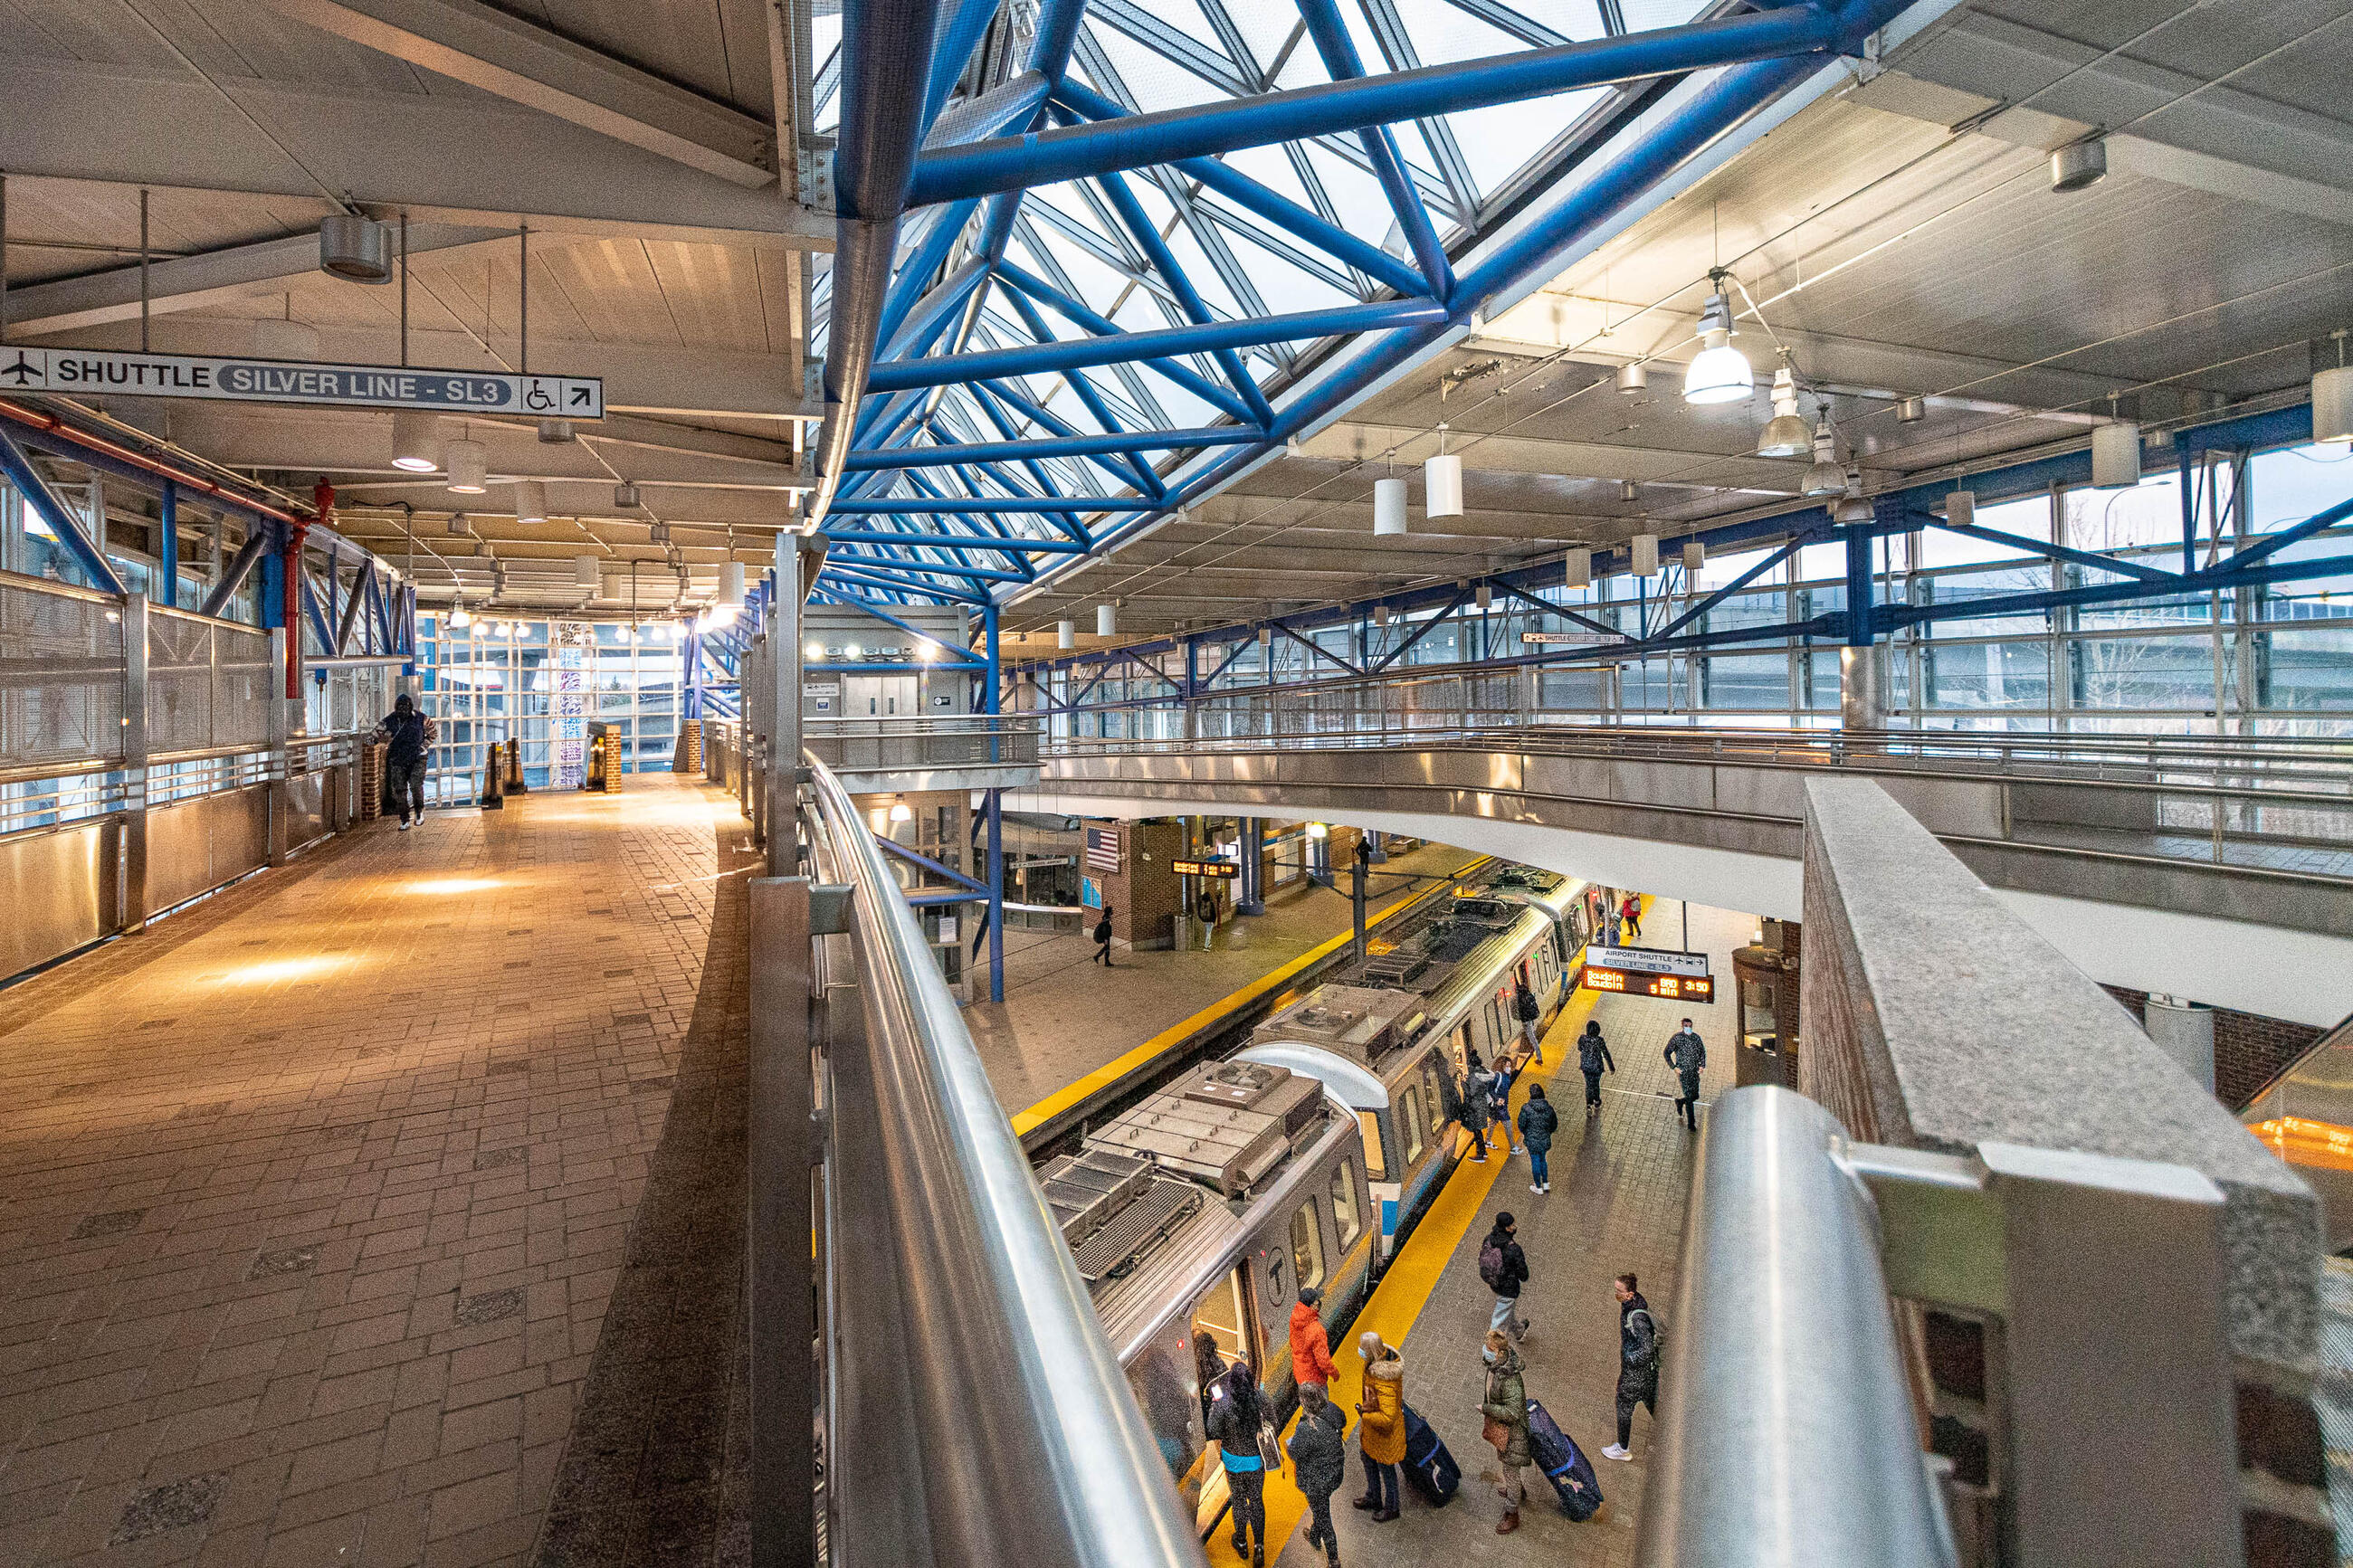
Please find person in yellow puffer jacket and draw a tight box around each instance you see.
[1352,1330,1405,1522]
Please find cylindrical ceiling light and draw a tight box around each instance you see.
[1258,625,1272,648]
[1057,620,1074,650]
[318,214,393,282]
[1096,602,1117,637]
[1896,395,1927,423]
[1682,540,1705,574]
[1758,364,1810,456]
[614,482,641,508]
[1947,489,1977,529]
[1373,475,1408,536]
[1631,534,1661,576]
[1681,284,1753,405]
[2051,138,2107,194]
[1802,422,1845,498]
[513,480,548,526]
[390,409,439,472]
[1565,548,1592,590]
[1424,424,1462,519]
[443,437,488,494]
[1474,582,1493,610]
[2315,331,2353,446]
[1618,480,1639,503]
[720,560,748,606]
[2091,419,2142,489]
[573,555,600,591]
[1615,362,1647,395]
[1374,604,1391,627]
[538,418,574,444]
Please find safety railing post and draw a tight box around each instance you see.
[748,873,816,1568]
[121,593,149,929]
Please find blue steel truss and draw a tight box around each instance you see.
[808,0,1932,610]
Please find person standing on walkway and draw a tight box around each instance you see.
[1487,1056,1517,1157]
[1479,1212,1529,1342]
[1291,1287,1340,1389]
[1290,1382,1348,1565]
[1603,899,1622,946]
[1664,1018,1707,1131]
[1516,1085,1558,1195]
[1205,1351,1270,1565]
[1092,904,1115,966]
[1460,1050,1492,1163]
[1621,892,1643,938]
[1602,1272,1660,1461]
[1478,1330,1532,1535]
[1514,977,1544,1064]
[1577,1021,1615,1117]
[378,694,431,830]
[1352,1331,1405,1522]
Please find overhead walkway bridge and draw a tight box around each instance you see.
[1016,722,2353,1028]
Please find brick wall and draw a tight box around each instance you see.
[1088,819,1183,950]
[2099,985,2324,1111]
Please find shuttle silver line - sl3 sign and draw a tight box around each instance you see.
[0,347,603,419]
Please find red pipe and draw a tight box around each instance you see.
[0,398,311,527]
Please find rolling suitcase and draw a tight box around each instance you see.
[1400,1403,1460,1506]
[1524,1397,1604,1521]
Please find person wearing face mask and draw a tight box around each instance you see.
[1478,1330,1532,1535]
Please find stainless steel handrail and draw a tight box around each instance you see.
[802,753,1204,1568]
[1636,1086,1956,1568]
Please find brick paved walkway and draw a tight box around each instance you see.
[0,776,749,1568]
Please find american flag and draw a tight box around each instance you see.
[1084,825,1121,874]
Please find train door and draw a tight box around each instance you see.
[1186,1267,1261,1535]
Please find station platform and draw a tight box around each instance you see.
[0,776,755,1568]
[969,840,1481,1117]
[991,892,1745,1568]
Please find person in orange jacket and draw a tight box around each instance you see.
[1291,1287,1339,1388]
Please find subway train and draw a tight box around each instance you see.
[1033,861,1602,1535]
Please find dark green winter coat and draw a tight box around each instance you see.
[1480,1345,1530,1468]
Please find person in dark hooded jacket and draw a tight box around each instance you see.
[1288,1382,1348,1564]
[1576,1021,1615,1117]
[1515,1084,1558,1195]
[1459,1050,1492,1161]
[1603,1273,1660,1460]
[1205,1348,1270,1564]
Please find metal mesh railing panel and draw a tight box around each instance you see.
[147,610,216,755]
[0,578,124,770]
[212,625,272,748]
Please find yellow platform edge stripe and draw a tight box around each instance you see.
[1008,856,1491,1137]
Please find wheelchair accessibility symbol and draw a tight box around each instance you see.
[522,377,557,412]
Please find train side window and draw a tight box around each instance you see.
[1330,1160,1361,1247]
[1290,1201,1326,1289]
[1355,1110,1386,1178]
[1128,1342,1206,1489]
[1401,1087,1425,1164]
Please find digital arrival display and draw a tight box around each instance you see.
[1580,944,1715,1002]
[1169,858,1239,879]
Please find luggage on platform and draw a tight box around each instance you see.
[1400,1403,1460,1506]
[1524,1396,1604,1521]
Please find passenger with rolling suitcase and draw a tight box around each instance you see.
[1525,1395,1605,1521]
[1400,1402,1460,1507]
[1478,1330,1532,1534]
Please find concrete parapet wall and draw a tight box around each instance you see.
[1797,774,2320,1373]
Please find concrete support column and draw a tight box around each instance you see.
[1839,646,1882,733]
[120,593,148,929]
[1237,816,1265,916]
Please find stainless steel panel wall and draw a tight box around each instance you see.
[148,784,271,913]
[0,821,114,978]
[287,771,327,850]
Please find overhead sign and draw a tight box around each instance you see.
[1589,945,1710,977]
[1171,858,1238,879]
[1521,632,1618,645]
[0,347,604,418]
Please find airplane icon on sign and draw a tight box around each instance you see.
[0,352,43,386]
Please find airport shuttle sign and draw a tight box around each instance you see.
[0,347,603,418]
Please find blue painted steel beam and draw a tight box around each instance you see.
[867,297,1448,392]
[1291,0,1453,301]
[878,834,992,894]
[1090,164,1277,427]
[824,528,1088,553]
[1272,619,1362,677]
[922,0,1005,131]
[986,281,1167,497]
[157,480,178,608]
[907,2,1844,205]
[1653,537,1800,642]
[990,260,1255,423]
[1489,577,1623,639]
[965,379,1153,496]
[847,424,1258,470]
[1373,588,1470,671]
[0,425,129,596]
[820,560,995,601]
[829,496,1155,513]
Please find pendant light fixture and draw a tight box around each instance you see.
[1682,540,1705,574]
[1565,548,1592,590]
[1057,620,1074,650]
[2314,329,2352,447]
[1801,420,1845,498]
[1681,274,1753,405]
[1424,423,1462,519]
[2091,395,2141,489]
[1758,359,1810,457]
[1615,362,1647,395]
[1618,480,1638,503]
[2051,138,2108,194]
[1631,534,1661,576]
[513,480,548,526]
[443,435,488,494]
[1373,463,1408,537]
[450,598,472,628]
[1097,602,1117,637]
[390,409,439,472]
[573,555,600,591]
[1946,490,1977,529]
[1374,604,1391,628]
[720,560,748,606]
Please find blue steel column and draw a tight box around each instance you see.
[157,480,178,608]
[984,601,1004,1004]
